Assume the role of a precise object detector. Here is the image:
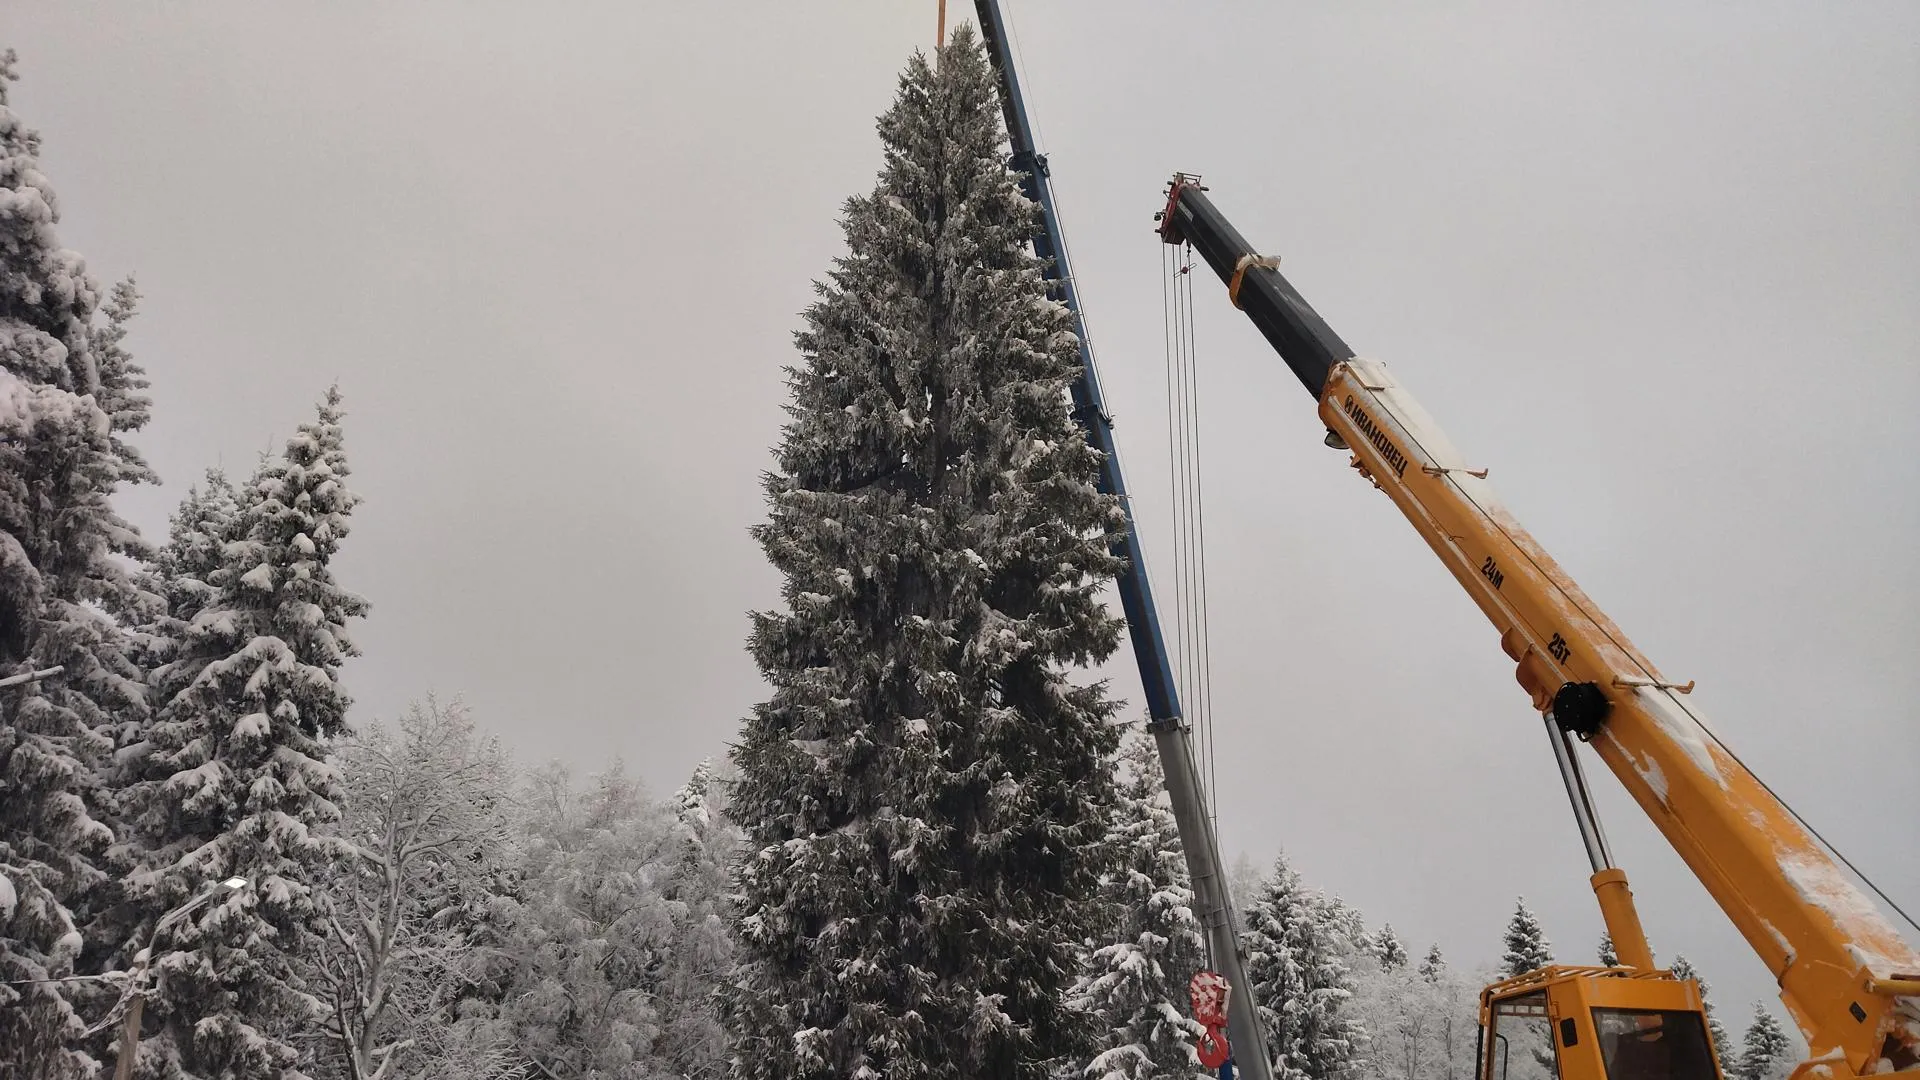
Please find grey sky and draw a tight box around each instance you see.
[8,0,1916,1032]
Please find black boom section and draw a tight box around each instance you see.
[1161,181,1356,400]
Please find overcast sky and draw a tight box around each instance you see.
[8,0,1916,1031]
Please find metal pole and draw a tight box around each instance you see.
[1543,714,1612,874]
[974,6,1272,1077]
[1543,715,1657,971]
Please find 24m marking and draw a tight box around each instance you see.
[1479,556,1505,590]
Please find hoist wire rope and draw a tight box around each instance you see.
[1173,250,1201,817]
[1159,245,1191,763]
[1181,253,1222,829]
[1163,242,1221,829]
[1178,251,1219,828]
[1002,0,1233,836]
[1165,245,1195,799]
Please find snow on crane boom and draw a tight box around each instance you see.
[1156,172,1920,1080]
[971,7,1275,1077]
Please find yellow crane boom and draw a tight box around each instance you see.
[1156,173,1920,1080]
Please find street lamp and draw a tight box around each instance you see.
[112,875,250,1080]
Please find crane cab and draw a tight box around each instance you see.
[1480,967,1724,1080]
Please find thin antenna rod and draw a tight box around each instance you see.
[938,0,947,46]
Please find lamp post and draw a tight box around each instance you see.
[112,876,249,1080]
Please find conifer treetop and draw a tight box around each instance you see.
[1500,898,1554,978]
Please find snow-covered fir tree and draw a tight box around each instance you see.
[141,471,240,693]
[1316,894,1371,962]
[1499,900,1553,978]
[1070,732,1208,1080]
[1596,933,1618,968]
[725,23,1125,1080]
[0,51,154,1080]
[1370,925,1408,970]
[1498,901,1556,1079]
[1417,946,1445,986]
[1735,1004,1793,1080]
[114,388,368,1079]
[1241,852,1359,1080]
[1667,955,1730,1071]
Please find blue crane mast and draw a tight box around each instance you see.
[970,6,1274,1076]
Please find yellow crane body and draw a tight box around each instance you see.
[1480,966,1724,1080]
[1321,356,1920,1080]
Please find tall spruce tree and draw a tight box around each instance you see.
[1499,900,1553,978]
[1241,853,1358,1080]
[117,388,367,1079]
[1071,732,1208,1080]
[0,50,154,1080]
[726,24,1125,1080]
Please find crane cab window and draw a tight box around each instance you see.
[1486,992,1559,1080]
[1591,1008,1718,1080]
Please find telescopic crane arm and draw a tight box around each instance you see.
[1157,174,1920,1080]
[971,12,1276,1077]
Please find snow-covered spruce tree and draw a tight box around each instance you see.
[1369,925,1408,971]
[115,387,367,1079]
[1070,732,1208,1080]
[1736,1004,1794,1080]
[1499,900,1552,978]
[652,758,742,1080]
[1499,901,1555,1078]
[724,23,1126,1080]
[74,470,243,1046]
[1241,853,1359,1080]
[1667,955,1731,1069]
[142,471,241,692]
[0,51,155,1080]
[1417,946,1445,986]
[1596,933,1618,968]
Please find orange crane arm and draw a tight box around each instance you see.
[1156,175,1920,1079]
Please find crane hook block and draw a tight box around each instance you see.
[1552,681,1612,740]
